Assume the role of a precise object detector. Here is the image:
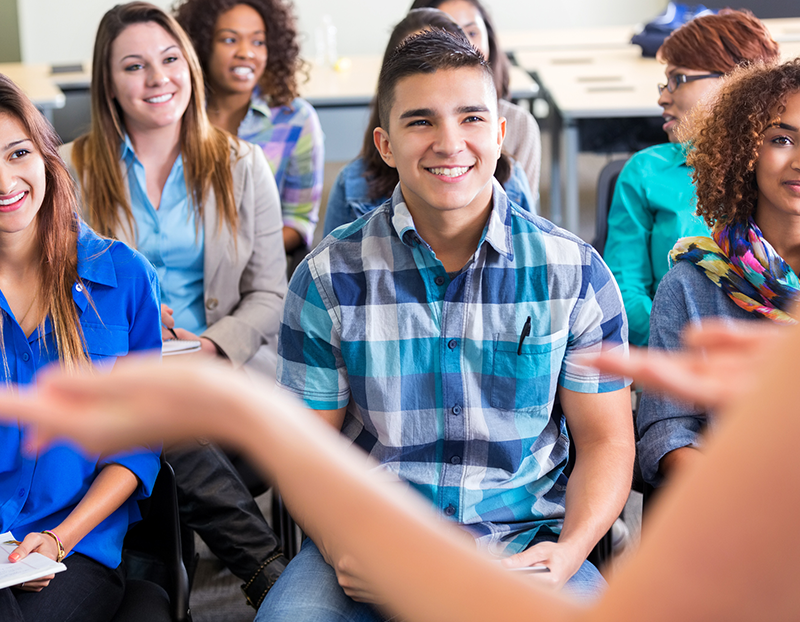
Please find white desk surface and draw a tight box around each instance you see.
[517,37,800,120]
[0,63,65,110]
[503,17,800,55]
[300,54,539,107]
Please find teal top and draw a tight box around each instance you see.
[603,143,710,347]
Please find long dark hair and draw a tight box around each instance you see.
[0,73,88,370]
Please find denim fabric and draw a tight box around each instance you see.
[257,537,605,622]
[322,157,536,238]
[2,553,125,622]
[637,260,760,486]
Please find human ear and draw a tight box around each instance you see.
[496,116,507,159]
[373,127,396,168]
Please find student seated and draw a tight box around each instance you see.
[322,8,534,237]
[410,0,541,198]
[271,29,633,621]
[602,9,779,347]
[638,59,800,487]
[0,74,160,622]
[175,0,325,255]
[60,2,289,609]
[4,297,800,621]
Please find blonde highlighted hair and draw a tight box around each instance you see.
[72,1,237,240]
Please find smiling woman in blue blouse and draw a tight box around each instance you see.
[0,74,161,622]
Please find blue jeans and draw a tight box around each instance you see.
[257,537,606,622]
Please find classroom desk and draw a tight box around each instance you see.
[513,19,800,233]
[299,54,539,107]
[0,63,66,122]
[501,24,638,53]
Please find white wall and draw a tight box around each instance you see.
[20,0,666,64]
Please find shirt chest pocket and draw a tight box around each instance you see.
[490,329,569,412]
[82,324,130,363]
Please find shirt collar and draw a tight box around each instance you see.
[76,221,118,289]
[389,178,514,261]
[120,133,136,164]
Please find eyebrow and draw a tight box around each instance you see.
[773,122,799,132]
[216,27,266,35]
[3,138,31,150]
[398,105,491,120]
[119,45,179,63]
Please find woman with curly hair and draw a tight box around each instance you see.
[637,58,800,488]
[174,0,324,254]
[603,9,779,347]
[321,8,534,237]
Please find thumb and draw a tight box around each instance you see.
[502,546,549,569]
[8,535,39,562]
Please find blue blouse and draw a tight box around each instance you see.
[121,136,206,334]
[0,223,162,569]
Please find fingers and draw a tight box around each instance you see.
[16,575,54,591]
[501,545,551,569]
[160,304,175,327]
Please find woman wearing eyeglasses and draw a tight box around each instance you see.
[602,9,778,347]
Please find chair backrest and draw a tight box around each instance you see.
[592,158,629,256]
[121,457,192,622]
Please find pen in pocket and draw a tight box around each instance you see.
[517,316,531,355]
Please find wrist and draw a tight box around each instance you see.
[41,530,66,562]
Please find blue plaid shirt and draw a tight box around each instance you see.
[278,181,628,554]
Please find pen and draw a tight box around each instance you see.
[163,325,179,340]
[517,316,531,355]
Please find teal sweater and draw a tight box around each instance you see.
[603,143,710,346]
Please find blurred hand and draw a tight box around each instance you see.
[584,320,782,411]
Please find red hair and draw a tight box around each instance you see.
[658,8,779,73]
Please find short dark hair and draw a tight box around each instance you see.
[376,28,493,130]
[409,0,510,98]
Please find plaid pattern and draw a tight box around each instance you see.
[278,181,628,554]
[239,95,324,247]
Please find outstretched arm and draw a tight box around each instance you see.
[3,335,800,621]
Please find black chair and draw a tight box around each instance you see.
[111,457,193,622]
[591,158,629,256]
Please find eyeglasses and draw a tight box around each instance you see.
[657,73,723,95]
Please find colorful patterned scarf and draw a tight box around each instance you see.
[670,218,800,324]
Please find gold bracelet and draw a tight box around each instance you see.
[41,530,66,563]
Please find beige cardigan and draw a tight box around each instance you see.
[60,138,287,375]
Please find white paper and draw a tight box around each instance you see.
[162,339,202,356]
[0,531,67,589]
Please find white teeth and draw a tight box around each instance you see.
[145,93,173,104]
[233,67,254,76]
[428,166,470,177]
[0,192,24,206]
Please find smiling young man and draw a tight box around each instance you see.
[266,29,634,622]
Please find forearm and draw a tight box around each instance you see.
[560,440,633,558]
[52,464,139,553]
[223,388,584,622]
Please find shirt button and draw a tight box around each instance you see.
[17,488,25,498]
[444,504,456,516]
[448,339,458,350]
[206,298,219,311]
[452,405,462,415]
[434,276,445,286]
[75,284,83,292]
[450,455,461,465]
[21,353,29,362]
